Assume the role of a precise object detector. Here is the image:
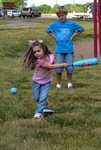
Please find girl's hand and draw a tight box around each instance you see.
[63,63,69,68]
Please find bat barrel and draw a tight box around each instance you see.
[70,58,98,67]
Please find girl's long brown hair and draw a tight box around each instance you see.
[21,40,52,71]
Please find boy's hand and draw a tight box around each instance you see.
[70,31,78,41]
[71,29,84,41]
[48,32,56,39]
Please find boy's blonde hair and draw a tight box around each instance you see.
[56,6,68,16]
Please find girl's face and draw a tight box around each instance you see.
[57,13,67,22]
[32,46,44,59]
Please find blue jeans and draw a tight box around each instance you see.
[32,81,51,113]
[55,53,74,74]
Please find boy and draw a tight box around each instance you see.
[46,6,84,89]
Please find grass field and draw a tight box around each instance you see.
[0,18,101,150]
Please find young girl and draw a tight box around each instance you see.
[21,40,69,119]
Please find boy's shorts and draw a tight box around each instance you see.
[55,53,74,74]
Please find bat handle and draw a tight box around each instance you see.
[69,63,73,66]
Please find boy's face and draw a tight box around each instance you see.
[57,13,67,22]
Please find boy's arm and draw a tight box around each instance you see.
[71,29,85,41]
[47,32,56,39]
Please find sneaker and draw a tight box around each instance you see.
[56,84,61,90]
[34,113,43,119]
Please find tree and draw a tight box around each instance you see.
[36,3,91,14]
[64,4,73,13]
[37,5,51,14]
[49,4,59,13]
[0,1,93,14]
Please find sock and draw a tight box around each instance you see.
[56,84,61,89]
[68,83,72,88]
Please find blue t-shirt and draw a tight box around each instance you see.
[46,20,84,53]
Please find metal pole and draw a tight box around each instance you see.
[94,0,97,57]
[98,0,101,55]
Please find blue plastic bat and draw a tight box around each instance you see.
[70,58,98,67]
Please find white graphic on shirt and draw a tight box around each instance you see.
[60,28,70,33]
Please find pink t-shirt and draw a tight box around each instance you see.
[32,54,55,84]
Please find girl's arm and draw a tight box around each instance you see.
[41,62,69,69]
[70,29,85,41]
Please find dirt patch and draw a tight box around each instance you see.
[74,39,100,60]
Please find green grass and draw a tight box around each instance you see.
[0,18,101,150]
